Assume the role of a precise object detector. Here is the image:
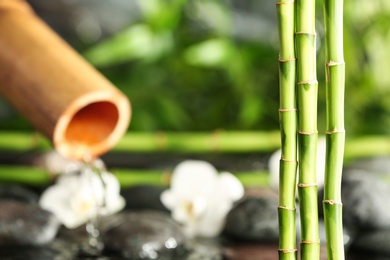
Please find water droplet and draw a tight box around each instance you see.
[165,237,178,249]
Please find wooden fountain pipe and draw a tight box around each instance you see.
[0,0,131,160]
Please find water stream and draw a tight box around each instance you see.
[78,155,108,257]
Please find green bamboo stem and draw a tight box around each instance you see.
[0,166,51,186]
[323,0,345,259]
[0,131,280,153]
[115,131,281,153]
[276,0,298,259]
[296,0,320,259]
[0,132,52,151]
[0,131,389,160]
[0,165,269,188]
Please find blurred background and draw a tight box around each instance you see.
[1,2,390,258]
[1,0,390,136]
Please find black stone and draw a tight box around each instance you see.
[0,245,63,260]
[223,196,279,242]
[101,210,186,259]
[341,170,390,233]
[0,201,60,246]
[350,229,390,258]
[0,184,39,204]
[184,237,223,260]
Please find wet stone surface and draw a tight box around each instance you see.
[184,238,223,260]
[0,185,60,247]
[341,170,390,233]
[0,200,60,246]
[352,229,390,257]
[0,244,64,260]
[339,157,390,257]
[0,184,39,204]
[223,196,279,242]
[2,175,390,259]
[101,210,186,259]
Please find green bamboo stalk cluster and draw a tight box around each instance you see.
[277,0,346,259]
[275,0,320,258]
[276,0,298,259]
[323,0,345,259]
[295,0,320,259]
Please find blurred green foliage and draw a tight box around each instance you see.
[83,0,279,132]
[342,1,390,135]
[2,0,390,137]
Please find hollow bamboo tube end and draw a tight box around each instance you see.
[54,90,131,160]
[0,0,131,160]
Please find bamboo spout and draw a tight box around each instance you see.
[0,0,131,160]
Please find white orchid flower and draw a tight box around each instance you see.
[161,160,244,238]
[39,166,125,229]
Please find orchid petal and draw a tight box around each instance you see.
[161,160,244,238]
[39,168,125,229]
[160,190,176,210]
[171,160,218,196]
[218,172,244,201]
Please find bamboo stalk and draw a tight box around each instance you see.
[295,0,320,259]
[0,165,270,188]
[0,131,281,153]
[323,0,345,259]
[0,0,130,160]
[0,131,389,160]
[276,0,298,259]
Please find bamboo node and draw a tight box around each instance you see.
[278,248,298,254]
[295,31,316,36]
[280,157,298,163]
[278,205,296,211]
[278,57,296,62]
[297,183,317,188]
[325,129,345,134]
[297,80,318,85]
[323,199,343,205]
[298,130,318,135]
[326,60,345,66]
[301,240,320,244]
[155,132,168,150]
[211,129,222,152]
[278,108,297,112]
